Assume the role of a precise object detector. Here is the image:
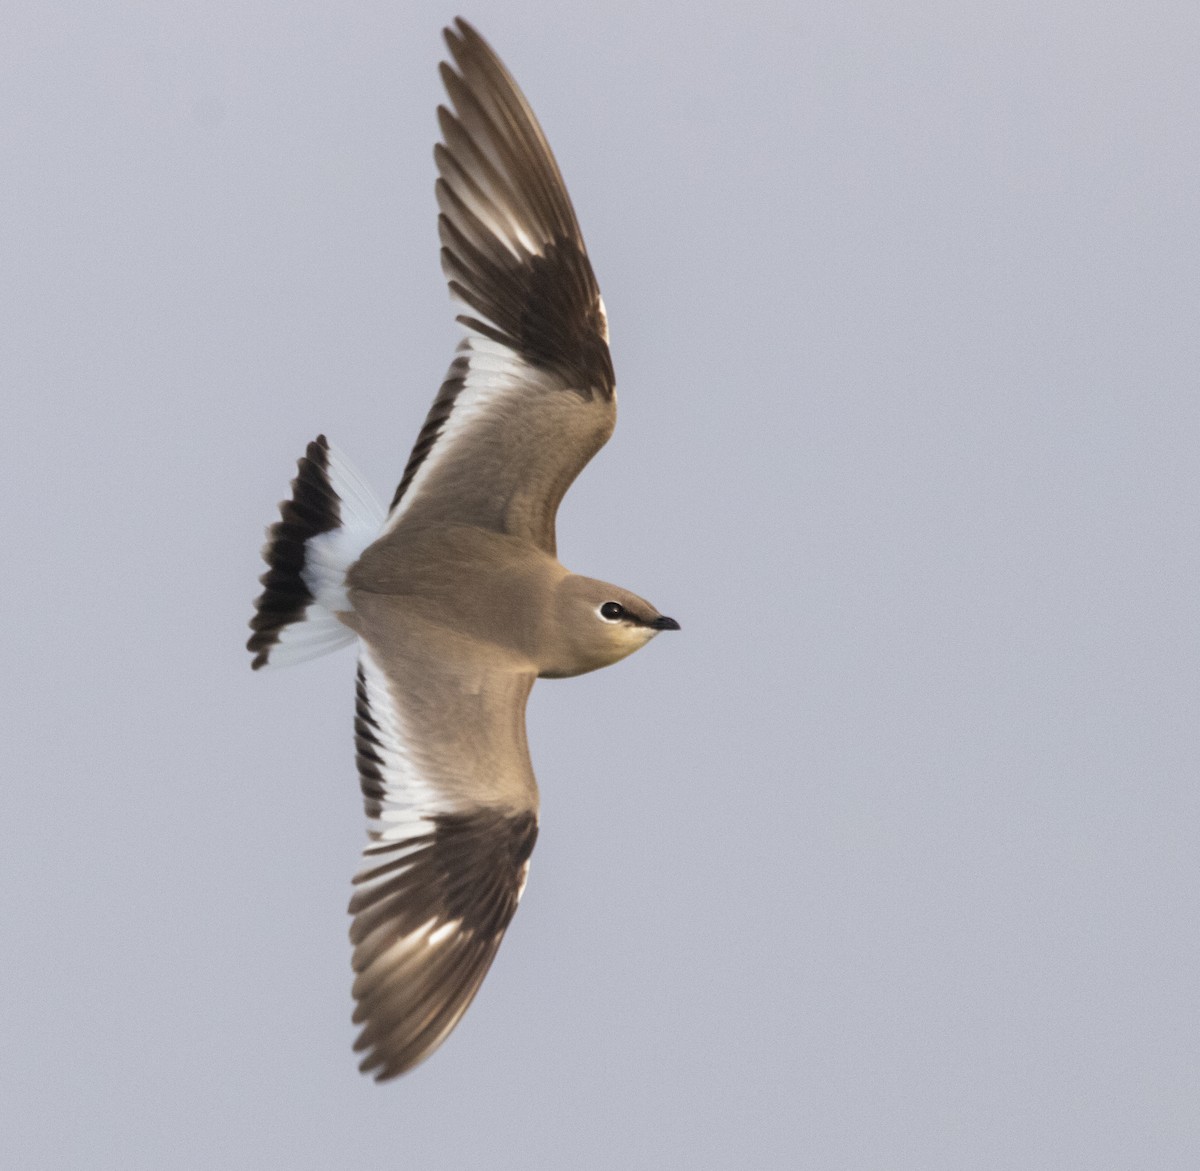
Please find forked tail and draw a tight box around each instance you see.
[248,435,386,669]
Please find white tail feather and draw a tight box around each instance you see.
[248,436,386,670]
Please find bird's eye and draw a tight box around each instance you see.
[599,601,625,621]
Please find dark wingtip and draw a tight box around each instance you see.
[452,16,480,41]
[444,16,474,55]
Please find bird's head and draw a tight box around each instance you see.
[540,575,679,678]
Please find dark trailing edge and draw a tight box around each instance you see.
[247,435,340,670]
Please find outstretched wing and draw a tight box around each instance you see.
[383,18,616,555]
[349,605,539,1080]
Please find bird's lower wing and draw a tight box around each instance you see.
[349,631,538,1080]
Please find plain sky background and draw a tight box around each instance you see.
[3,2,1198,1167]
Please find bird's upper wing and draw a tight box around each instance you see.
[348,606,539,1080]
[382,18,616,555]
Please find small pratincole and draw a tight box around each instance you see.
[248,18,678,1081]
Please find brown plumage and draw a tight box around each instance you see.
[248,19,677,1081]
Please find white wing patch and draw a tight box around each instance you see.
[381,335,554,536]
[355,645,454,854]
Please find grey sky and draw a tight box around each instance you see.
[3,2,1198,1167]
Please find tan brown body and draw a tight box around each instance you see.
[247,21,676,1082]
[347,522,667,681]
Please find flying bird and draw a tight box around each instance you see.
[247,18,678,1080]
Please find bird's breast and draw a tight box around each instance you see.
[348,524,561,664]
